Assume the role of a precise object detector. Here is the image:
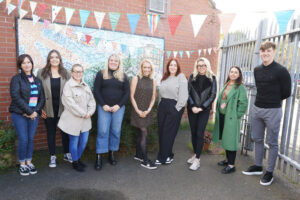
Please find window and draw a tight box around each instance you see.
[146,0,170,17]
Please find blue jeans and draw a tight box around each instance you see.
[11,113,39,162]
[96,105,125,154]
[69,131,89,162]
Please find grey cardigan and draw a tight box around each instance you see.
[37,69,71,118]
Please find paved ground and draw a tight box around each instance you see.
[1,131,299,200]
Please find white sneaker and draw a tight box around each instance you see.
[189,158,200,171]
[63,153,73,163]
[49,155,57,168]
[187,154,196,164]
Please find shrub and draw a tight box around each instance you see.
[0,121,16,169]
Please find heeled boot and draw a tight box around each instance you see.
[108,151,117,165]
[94,154,102,170]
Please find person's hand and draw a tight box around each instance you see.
[136,109,144,118]
[41,109,47,119]
[103,105,112,112]
[29,111,38,120]
[111,105,120,112]
[198,108,203,112]
[83,114,91,119]
[192,107,200,114]
[142,109,150,117]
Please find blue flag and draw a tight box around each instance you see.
[274,10,294,35]
[79,10,90,27]
[127,14,140,34]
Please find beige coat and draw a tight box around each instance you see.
[58,78,96,136]
[37,69,71,117]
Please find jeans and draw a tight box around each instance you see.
[11,113,39,162]
[96,105,125,154]
[69,131,89,162]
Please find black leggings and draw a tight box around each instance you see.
[136,128,148,161]
[219,113,236,165]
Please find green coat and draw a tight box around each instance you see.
[212,83,248,151]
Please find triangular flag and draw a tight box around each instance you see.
[0,0,4,3]
[37,3,47,17]
[198,49,202,56]
[190,14,207,37]
[147,14,160,35]
[32,14,39,26]
[208,48,212,55]
[203,49,207,56]
[109,12,121,31]
[29,1,36,13]
[79,9,90,27]
[274,10,295,34]
[127,14,140,34]
[44,19,50,29]
[94,38,100,46]
[85,35,92,44]
[213,47,218,54]
[217,13,236,39]
[179,51,183,58]
[7,3,16,15]
[18,0,24,14]
[190,50,195,55]
[6,0,11,8]
[168,15,183,36]
[76,32,83,41]
[167,51,171,58]
[121,44,127,54]
[94,11,105,29]
[52,5,62,22]
[173,51,178,58]
[65,7,75,25]
[185,51,190,58]
[54,24,62,33]
[19,8,28,19]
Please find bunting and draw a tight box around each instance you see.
[29,1,37,14]
[109,12,121,31]
[207,48,212,55]
[168,15,183,36]
[85,35,92,44]
[274,10,295,34]
[198,49,202,56]
[127,14,140,34]
[94,38,100,46]
[79,9,90,27]
[167,51,171,58]
[217,13,236,39]
[37,3,47,17]
[173,51,178,58]
[32,14,39,26]
[190,14,207,37]
[121,44,127,54]
[18,0,24,14]
[52,5,62,22]
[147,14,160,35]
[94,11,105,29]
[185,51,190,58]
[213,47,218,54]
[179,51,183,58]
[65,7,75,25]
[19,8,27,19]
[7,3,16,15]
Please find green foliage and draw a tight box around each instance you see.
[205,120,215,133]
[0,121,16,154]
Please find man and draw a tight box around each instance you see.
[242,41,291,186]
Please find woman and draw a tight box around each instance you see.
[9,54,45,176]
[93,54,130,170]
[212,66,248,174]
[58,64,96,172]
[187,57,217,171]
[130,60,157,170]
[156,58,188,165]
[37,49,72,168]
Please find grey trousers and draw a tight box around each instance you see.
[251,105,282,172]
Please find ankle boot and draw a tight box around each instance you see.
[72,161,84,172]
[95,154,102,170]
[108,151,117,165]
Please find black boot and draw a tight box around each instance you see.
[72,161,84,172]
[108,151,117,165]
[78,159,86,168]
[95,154,102,170]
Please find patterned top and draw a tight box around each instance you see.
[27,75,38,108]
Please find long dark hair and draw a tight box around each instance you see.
[41,49,68,79]
[225,66,243,89]
[17,54,34,75]
[161,58,181,82]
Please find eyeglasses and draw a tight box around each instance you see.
[197,65,207,68]
[72,71,83,74]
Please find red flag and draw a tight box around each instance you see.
[168,15,183,36]
[37,3,47,17]
[85,34,92,44]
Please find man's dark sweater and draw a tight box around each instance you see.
[93,70,130,107]
[254,61,291,108]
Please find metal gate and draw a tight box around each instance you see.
[219,15,300,183]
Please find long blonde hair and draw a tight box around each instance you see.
[192,57,214,81]
[102,54,124,81]
[137,59,154,79]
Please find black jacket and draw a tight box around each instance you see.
[188,74,217,110]
[9,71,45,115]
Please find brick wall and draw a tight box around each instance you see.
[0,0,220,149]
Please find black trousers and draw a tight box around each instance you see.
[219,113,236,165]
[187,108,210,158]
[44,116,69,155]
[157,98,184,163]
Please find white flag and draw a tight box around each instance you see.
[19,8,28,19]
[185,51,190,58]
[52,5,62,22]
[198,49,202,56]
[7,3,16,15]
[32,14,40,26]
[94,11,105,29]
[65,7,75,25]
[208,48,212,55]
[173,51,178,58]
[29,1,37,13]
[190,14,207,37]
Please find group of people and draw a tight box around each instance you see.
[9,41,291,186]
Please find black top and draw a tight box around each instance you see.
[93,70,130,107]
[9,71,45,115]
[254,61,291,108]
[50,77,61,116]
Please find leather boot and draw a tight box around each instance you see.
[72,161,84,172]
[108,151,117,165]
[94,154,102,170]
